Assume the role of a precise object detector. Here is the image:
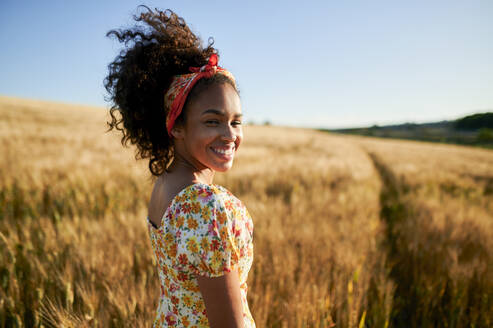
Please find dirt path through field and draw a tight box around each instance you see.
[359,138,493,327]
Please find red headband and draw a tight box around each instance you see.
[164,53,236,137]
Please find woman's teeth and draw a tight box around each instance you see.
[211,147,233,155]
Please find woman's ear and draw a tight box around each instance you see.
[171,124,185,139]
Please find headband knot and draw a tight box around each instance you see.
[189,53,218,75]
[164,53,235,137]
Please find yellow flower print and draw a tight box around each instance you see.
[191,202,201,214]
[201,206,211,221]
[198,316,209,326]
[231,249,239,263]
[157,238,165,250]
[198,260,209,274]
[182,294,193,307]
[187,217,198,230]
[181,315,190,327]
[169,269,178,281]
[194,299,205,312]
[211,250,223,272]
[168,243,177,258]
[187,237,199,254]
[220,226,229,240]
[200,237,210,252]
[175,194,185,203]
[176,215,185,228]
[183,279,199,292]
[164,232,175,246]
[217,211,227,224]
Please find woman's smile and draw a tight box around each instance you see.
[210,145,235,161]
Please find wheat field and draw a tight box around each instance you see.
[0,95,491,327]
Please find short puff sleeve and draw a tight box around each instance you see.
[175,184,240,278]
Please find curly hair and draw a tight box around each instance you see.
[104,6,237,177]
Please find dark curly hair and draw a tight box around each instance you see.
[104,6,238,177]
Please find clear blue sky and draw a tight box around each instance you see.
[1,0,492,128]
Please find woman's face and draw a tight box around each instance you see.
[173,82,242,172]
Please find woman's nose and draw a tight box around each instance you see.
[221,124,236,141]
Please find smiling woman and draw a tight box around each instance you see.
[104,5,255,328]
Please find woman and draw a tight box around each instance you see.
[104,6,255,328]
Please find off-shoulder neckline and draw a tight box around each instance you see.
[147,182,222,231]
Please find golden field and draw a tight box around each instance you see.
[0,95,491,327]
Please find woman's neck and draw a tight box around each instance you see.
[168,154,215,185]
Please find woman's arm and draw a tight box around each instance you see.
[196,268,244,328]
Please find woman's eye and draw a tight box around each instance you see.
[205,120,242,126]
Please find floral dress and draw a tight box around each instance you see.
[146,182,255,327]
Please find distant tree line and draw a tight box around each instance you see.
[454,112,493,130]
